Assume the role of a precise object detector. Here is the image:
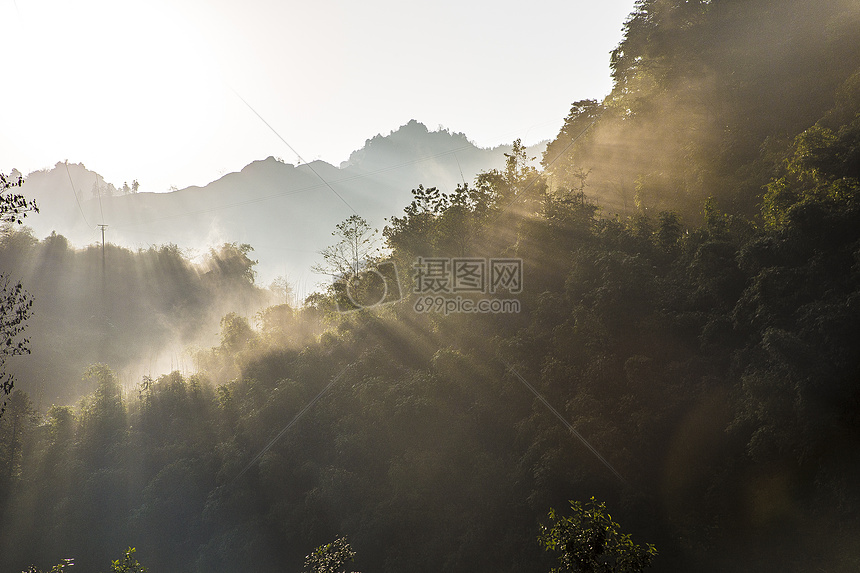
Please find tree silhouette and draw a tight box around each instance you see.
[313,215,378,278]
[303,537,357,573]
[0,173,36,418]
[539,498,657,573]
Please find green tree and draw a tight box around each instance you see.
[539,498,657,573]
[206,242,258,284]
[542,100,604,191]
[77,364,126,470]
[219,312,256,355]
[475,138,543,210]
[21,559,74,573]
[313,215,391,311]
[303,537,357,573]
[268,275,294,306]
[0,172,37,418]
[0,390,37,486]
[21,548,145,573]
[1,172,38,226]
[0,277,34,418]
[313,215,378,278]
[105,548,146,573]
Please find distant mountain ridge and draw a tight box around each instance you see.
[18,121,546,291]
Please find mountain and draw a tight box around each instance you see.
[19,121,545,293]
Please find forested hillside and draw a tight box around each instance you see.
[1,0,859,572]
[544,0,860,218]
[0,232,270,404]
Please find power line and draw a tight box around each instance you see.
[98,224,108,269]
[231,363,351,483]
[93,113,550,238]
[95,175,106,225]
[63,161,93,228]
[489,109,604,223]
[454,153,467,187]
[503,359,627,485]
[109,139,488,230]
[231,88,359,216]
[112,179,333,229]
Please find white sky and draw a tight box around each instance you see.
[1,0,636,193]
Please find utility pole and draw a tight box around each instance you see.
[98,224,108,271]
[97,223,109,362]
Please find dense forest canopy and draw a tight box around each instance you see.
[544,0,860,218]
[0,232,272,405]
[2,0,860,571]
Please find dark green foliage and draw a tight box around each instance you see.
[547,0,860,219]
[0,231,269,404]
[106,548,146,573]
[539,498,657,573]
[3,172,859,571]
[0,172,38,226]
[21,548,144,573]
[0,277,33,418]
[3,2,860,572]
[303,537,357,573]
[21,558,74,573]
[0,173,36,418]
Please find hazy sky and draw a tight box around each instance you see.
[1,0,636,193]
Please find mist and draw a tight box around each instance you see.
[2,0,860,572]
[17,122,545,287]
[0,229,273,405]
[543,0,860,219]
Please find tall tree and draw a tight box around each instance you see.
[0,173,36,418]
[303,537,357,573]
[312,215,378,278]
[539,498,657,573]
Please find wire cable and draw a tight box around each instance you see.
[503,359,627,485]
[231,88,358,216]
[231,363,351,483]
[110,139,495,230]
[489,109,604,223]
[63,161,93,228]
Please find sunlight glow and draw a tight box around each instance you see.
[1,0,637,193]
